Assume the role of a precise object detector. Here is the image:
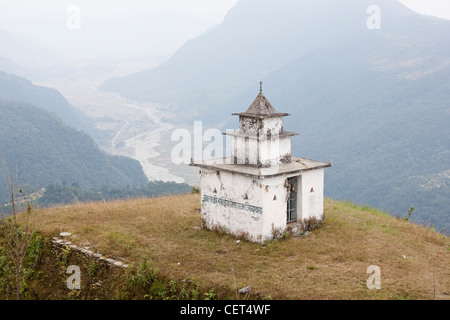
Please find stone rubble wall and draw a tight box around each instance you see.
[51,232,129,269]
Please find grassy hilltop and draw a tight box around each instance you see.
[1,194,448,300]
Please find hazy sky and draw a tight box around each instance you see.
[0,0,239,22]
[0,0,449,22]
[399,0,450,19]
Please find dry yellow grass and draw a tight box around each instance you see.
[31,194,449,300]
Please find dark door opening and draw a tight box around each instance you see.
[287,177,298,223]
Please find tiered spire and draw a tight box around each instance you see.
[233,82,289,118]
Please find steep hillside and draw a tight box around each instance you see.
[101,0,428,107]
[267,39,450,233]
[100,0,450,233]
[0,55,29,79]
[5,194,448,300]
[0,99,149,203]
[0,71,100,137]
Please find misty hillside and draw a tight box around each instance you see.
[0,55,29,79]
[101,0,450,233]
[0,28,54,66]
[102,0,441,105]
[0,71,100,137]
[0,99,149,203]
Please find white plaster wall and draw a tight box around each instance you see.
[200,169,265,242]
[261,117,283,135]
[298,169,325,221]
[239,117,283,135]
[248,138,258,165]
[258,137,291,166]
[239,117,258,133]
[260,175,289,239]
[231,135,236,161]
[199,167,325,243]
[233,135,256,165]
[233,136,245,164]
[278,136,291,160]
[232,135,290,167]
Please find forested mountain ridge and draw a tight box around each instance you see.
[0,71,99,137]
[0,99,150,204]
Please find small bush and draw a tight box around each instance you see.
[127,261,159,288]
[191,187,200,194]
[403,207,414,221]
[204,289,215,300]
[301,217,323,232]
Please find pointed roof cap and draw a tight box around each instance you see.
[233,82,289,118]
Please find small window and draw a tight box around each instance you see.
[310,187,315,193]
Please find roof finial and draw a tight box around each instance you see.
[260,81,263,94]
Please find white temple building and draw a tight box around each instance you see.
[191,84,332,243]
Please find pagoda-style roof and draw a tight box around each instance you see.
[233,85,289,119]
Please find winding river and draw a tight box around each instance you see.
[38,72,186,184]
